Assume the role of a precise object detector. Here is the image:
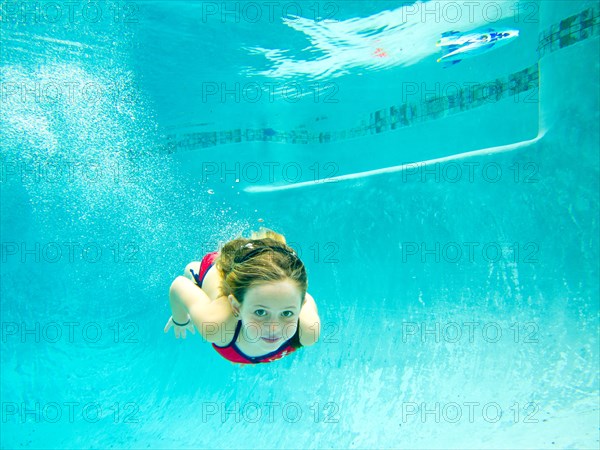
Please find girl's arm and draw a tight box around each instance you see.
[298,292,321,346]
[169,276,232,343]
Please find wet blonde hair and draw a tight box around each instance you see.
[215,228,307,304]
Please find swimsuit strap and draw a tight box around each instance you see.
[231,319,242,344]
[189,268,201,285]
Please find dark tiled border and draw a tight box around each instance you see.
[537,5,599,58]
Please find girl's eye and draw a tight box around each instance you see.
[282,311,294,318]
[255,310,267,317]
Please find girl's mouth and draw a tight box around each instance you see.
[262,336,281,343]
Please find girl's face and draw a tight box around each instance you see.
[229,280,303,348]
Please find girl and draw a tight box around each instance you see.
[164,228,321,364]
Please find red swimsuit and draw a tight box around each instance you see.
[191,251,302,364]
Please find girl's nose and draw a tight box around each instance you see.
[264,322,283,333]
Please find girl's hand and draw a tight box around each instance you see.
[164,315,196,339]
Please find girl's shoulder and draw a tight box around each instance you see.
[205,296,239,346]
[200,253,239,346]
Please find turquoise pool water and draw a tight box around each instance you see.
[1,1,598,448]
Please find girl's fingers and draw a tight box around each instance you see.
[165,319,196,338]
